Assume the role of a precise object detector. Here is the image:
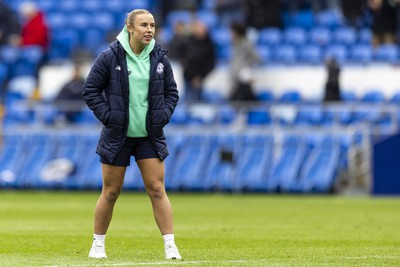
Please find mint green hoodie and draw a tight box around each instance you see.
[116,26,155,137]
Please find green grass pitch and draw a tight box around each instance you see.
[0,191,399,267]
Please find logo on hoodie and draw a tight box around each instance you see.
[157,63,164,75]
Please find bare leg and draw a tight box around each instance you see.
[93,164,126,234]
[137,158,173,234]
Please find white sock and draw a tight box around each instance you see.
[162,234,175,246]
[93,234,106,244]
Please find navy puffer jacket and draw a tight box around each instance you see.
[82,40,179,162]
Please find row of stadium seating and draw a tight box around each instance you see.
[256,43,398,65]
[0,41,396,92]
[171,103,396,128]
[5,0,154,14]
[4,0,392,64]
[0,129,355,193]
[0,102,396,146]
[5,0,346,31]
[0,45,44,78]
[257,27,371,47]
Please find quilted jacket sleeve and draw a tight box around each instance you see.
[82,52,111,125]
[162,56,179,124]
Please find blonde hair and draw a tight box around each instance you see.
[125,9,152,26]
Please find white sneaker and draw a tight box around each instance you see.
[88,240,107,259]
[164,243,182,260]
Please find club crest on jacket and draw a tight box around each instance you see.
[157,63,164,74]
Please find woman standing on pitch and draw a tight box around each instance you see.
[82,9,181,260]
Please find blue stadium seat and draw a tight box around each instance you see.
[352,105,384,125]
[169,104,189,125]
[17,133,98,189]
[315,9,344,29]
[69,12,91,45]
[61,136,95,189]
[49,29,79,59]
[247,107,271,125]
[217,104,237,124]
[0,45,20,64]
[187,103,218,125]
[0,63,7,83]
[82,0,102,12]
[37,0,57,13]
[285,10,315,30]
[210,26,231,61]
[21,45,43,63]
[390,91,400,103]
[95,43,110,56]
[361,90,385,102]
[46,12,68,30]
[0,45,20,78]
[298,44,322,64]
[340,91,358,102]
[201,0,216,10]
[73,106,99,125]
[15,45,44,76]
[256,45,272,64]
[283,27,307,46]
[324,44,348,64]
[374,44,399,63]
[126,0,151,10]
[57,0,80,13]
[273,45,297,64]
[16,134,56,188]
[82,29,106,52]
[267,135,305,192]
[171,135,211,190]
[105,0,125,13]
[196,10,218,29]
[294,105,324,126]
[257,27,282,47]
[92,12,115,32]
[256,91,274,102]
[201,90,226,104]
[203,134,242,191]
[0,134,27,188]
[166,10,193,28]
[235,134,273,191]
[335,107,355,125]
[3,0,25,11]
[323,105,354,125]
[76,151,102,189]
[297,136,340,192]
[7,75,36,99]
[279,90,302,102]
[358,28,372,45]
[349,44,373,64]
[333,27,356,46]
[164,141,180,191]
[309,27,331,47]
[156,27,173,45]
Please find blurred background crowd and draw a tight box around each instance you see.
[1,0,400,194]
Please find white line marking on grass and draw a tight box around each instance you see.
[340,255,400,260]
[39,259,268,267]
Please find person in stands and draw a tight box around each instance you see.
[15,2,49,51]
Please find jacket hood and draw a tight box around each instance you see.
[116,26,155,60]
